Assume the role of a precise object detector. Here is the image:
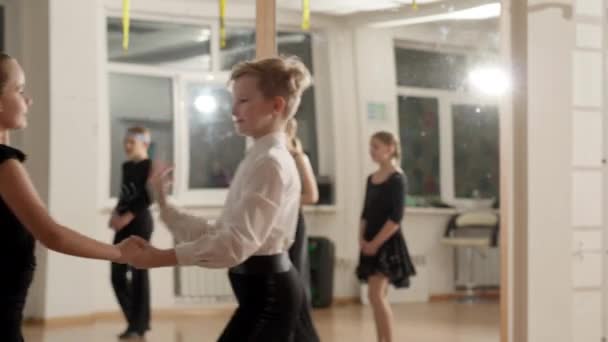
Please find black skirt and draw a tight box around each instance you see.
[356,232,416,288]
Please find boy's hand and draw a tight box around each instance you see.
[114,236,148,264]
[149,161,174,206]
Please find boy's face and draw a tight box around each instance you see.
[231,75,285,138]
[124,135,149,159]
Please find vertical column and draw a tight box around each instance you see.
[571,0,605,341]
[18,0,51,320]
[527,1,574,341]
[506,0,528,340]
[255,0,276,58]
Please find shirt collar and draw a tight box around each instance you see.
[249,131,287,156]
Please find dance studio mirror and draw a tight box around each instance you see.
[102,0,508,341]
[13,0,511,342]
[274,1,506,341]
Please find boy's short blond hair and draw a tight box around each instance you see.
[230,56,312,118]
[126,126,151,144]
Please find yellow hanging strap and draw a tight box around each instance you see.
[412,0,418,10]
[302,0,310,31]
[122,0,131,52]
[220,0,227,48]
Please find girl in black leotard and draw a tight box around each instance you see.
[0,54,142,342]
[356,131,416,342]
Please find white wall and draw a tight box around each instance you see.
[391,21,499,52]
[353,26,399,173]
[18,0,51,319]
[527,3,573,342]
[43,0,107,318]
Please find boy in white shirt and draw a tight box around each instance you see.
[125,56,312,342]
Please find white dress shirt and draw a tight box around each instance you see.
[160,131,301,268]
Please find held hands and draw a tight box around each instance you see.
[115,236,160,269]
[114,236,147,264]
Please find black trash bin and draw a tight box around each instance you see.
[308,236,335,308]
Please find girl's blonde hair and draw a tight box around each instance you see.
[0,53,14,93]
[230,56,312,117]
[372,131,401,161]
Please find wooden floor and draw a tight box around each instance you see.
[23,301,499,342]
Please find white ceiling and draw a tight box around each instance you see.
[275,0,443,15]
[197,0,444,16]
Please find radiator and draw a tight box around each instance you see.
[454,246,500,288]
[175,266,235,303]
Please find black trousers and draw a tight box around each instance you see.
[111,210,153,333]
[218,267,304,342]
[288,213,321,342]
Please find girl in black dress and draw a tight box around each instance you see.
[0,54,142,342]
[286,118,321,342]
[356,131,416,342]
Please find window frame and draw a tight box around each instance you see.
[178,71,242,207]
[450,102,500,202]
[0,0,18,55]
[396,79,499,207]
[101,12,332,209]
[103,63,182,209]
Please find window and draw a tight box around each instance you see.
[106,17,327,203]
[278,32,318,173]
[108,73,175,197]
[395,44,500,205]
[452,104,499,199]
[107,17,212,71]
[220,27,256,71]
[186,82,245,189]
[395,47,467,91]
[293,89,319,173]
[397,96,441,206]
[220,30,315,72]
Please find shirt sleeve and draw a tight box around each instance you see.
[159,204,217,242]
[172,159,285,268]
[388,174,405,223]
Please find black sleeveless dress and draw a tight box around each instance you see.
[356,172,416,288]
[0,145,36,342]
